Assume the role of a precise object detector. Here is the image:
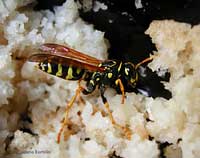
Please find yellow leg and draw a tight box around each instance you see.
[104,102,132,140]
[57,81,82,143]
[135,55,155,69]
[115,79,125,104]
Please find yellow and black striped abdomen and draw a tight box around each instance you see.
[38,61,85,80]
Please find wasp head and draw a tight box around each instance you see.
[123,62,138,88]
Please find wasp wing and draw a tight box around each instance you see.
[28,53,105,72]
[39,43,104,66]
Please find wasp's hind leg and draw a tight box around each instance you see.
[57,80,84,143]
[57,77,98,143]
[99,85,132,139]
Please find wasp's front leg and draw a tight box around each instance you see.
[115,79,125,104]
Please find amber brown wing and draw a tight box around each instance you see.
[39,43,104,66]
[28,53,105,72]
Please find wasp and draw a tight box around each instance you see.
[28,43,154,143]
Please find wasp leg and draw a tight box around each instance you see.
[115,79,125,104]
[57,80,83,143]
[57,77,98,143]
[99,85,132,139]
[135,55,155,69]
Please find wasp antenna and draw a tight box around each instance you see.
[135,55,156,69]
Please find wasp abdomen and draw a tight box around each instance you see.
[38,61,85,80]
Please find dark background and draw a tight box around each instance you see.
[35,0,200,99]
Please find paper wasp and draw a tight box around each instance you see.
[28,43,154,143]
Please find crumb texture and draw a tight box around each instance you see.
[0,0,200,158]
[145,20,200,158]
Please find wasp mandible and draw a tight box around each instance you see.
[28,43,154,143]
